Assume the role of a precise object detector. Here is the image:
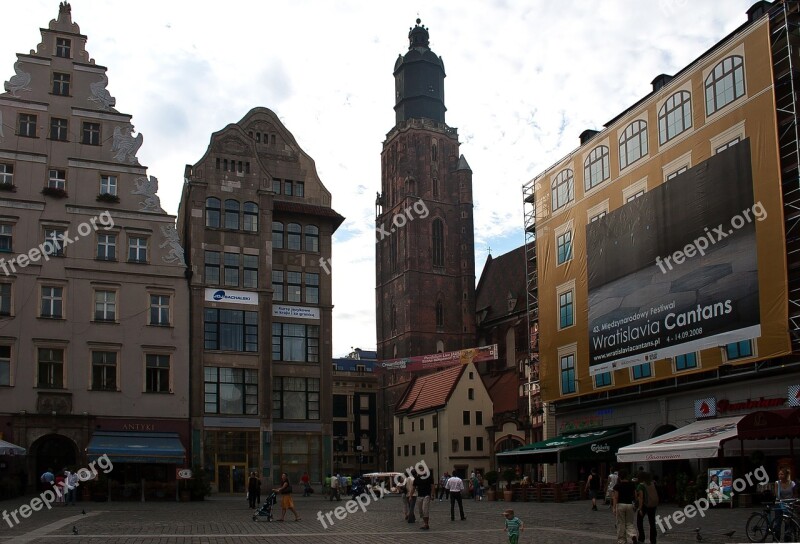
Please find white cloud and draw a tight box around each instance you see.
[1,0,757,356]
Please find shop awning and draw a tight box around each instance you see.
[616,416,743,463]
[87,431,185,464]
[0,439,26,456]
[497,426,633,464]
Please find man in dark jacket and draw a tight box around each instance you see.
[415,470,434,530]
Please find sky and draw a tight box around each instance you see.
[1,0,758,357]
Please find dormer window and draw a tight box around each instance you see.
[55,38,71,58]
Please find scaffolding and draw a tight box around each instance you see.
[522,181,542,435]
[770,0,800,352]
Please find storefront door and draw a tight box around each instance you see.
[216,464,246,494]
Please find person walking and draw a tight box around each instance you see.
[502,508,524,544]
[39,468,54,493]
[586,467,600,511]
[415,469,434,530]
[438,472,450,501]
[54,471,65,505]
[606,467,619,506]
[330,473,340,501]
[301,471,311,496]
[636,471,659,544]
[64,469,78,506]
[273,472,300,522]
[613,469,638,544]
[404,470,417,523]
[446,471,466,521]
[247,471,260,509]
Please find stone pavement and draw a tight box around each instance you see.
[0,491,761,543]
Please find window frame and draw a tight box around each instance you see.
[18,114,37,138]
[558,289,574,329]
[204,250,220,285]
[43,228,66,256]
[205,197,221,228]
[556,229,572,265]
[37,347,64,389]
[272,222,284,249]
[93,289,118,322]
[243,202,258,232]
[272,376,320,420]
[204,366,258,415]
[55,37,71,58]
[705,55,745,116]
[51,72,71,96]
[560,353,576,395]
[0,345,10,386]
[658,90,693,145]
[271,322,320,362]
[90,350,118,391]
[0,283,11,317]
[128,235,148,263]
[0,163,14,187]
[49,117,68,141]
[287,223,301,251]
[40,285,64,318]
[304,225,319,252]
[631,363,652,380]
[583,145,610,192]
[675,352,698,371]
[82,121,101,146]
[432,218,444,267]
[0,224,12,253]
[725,340,754,361]
[551,169,574,212]
[224,199,240,230]
[96,233,117,261]
[100,174,118,196]
[144,353,171,393]
[149,293,171,326]
[47,169,66,190]
[204,308,259,352]
[619,120,648,170]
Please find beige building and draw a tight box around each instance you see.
[179,107,343,491]
[393,362,492,479]
[0,3,190,496]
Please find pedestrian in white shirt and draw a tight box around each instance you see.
[445,471,466,521]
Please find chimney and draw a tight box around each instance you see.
[651,74,673,92]
[580,129,599,145]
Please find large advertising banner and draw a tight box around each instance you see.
[379,344,498,372]
[587,139,762,375]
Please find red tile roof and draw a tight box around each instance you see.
[483,369,521,414]
[395,365,465,415]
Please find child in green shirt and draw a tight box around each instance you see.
[503,509,524,544]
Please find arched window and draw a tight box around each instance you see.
[390,299,397,332]
[243,202,258,232]
[705,56,745,115]
[584,146,609,191]
[205,197,220,228]
[224,199,240,230]
[619,120,648,170]
[287,223,301,250]
[658,91,692,144]
[435,299,444,329]
[431,142,438,162]
[272,222,284,249]
[432,177,439,198]
[305,225,319,252]
[551,169,574,211]
[432,219,444,267]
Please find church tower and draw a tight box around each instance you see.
[376,19,477,361]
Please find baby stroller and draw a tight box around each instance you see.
[252,491,277,521]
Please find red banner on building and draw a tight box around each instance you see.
[379,344,498,372]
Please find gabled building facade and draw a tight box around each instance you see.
[179,107,343,491]
[0,2,189,495]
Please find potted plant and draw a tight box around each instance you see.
[501,468,516,502]
[96,192,120,203]
[41,186,68,198]
[188,466,211,500]
[485,470,499,501]
[0,183,16,192]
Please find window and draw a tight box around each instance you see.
[38,348,63,388]
[464,437,472,452]
[224,252,239,286]
[619,120,648,169]
[52,72,70,96]
[284,180,293,196]
[204,309,258,352]
[411,421,415,432]
[463,410,470,425]
[145,354,170,393]
[272,323,319,362]
[468,388,474,400]
[204,251,220,284]
[705,56,745,115]
[41,286,63,318]
[0,284,10,316]
[91,351,117,391]
[390,302,397,332]
[243,202,258,232]
[0,346,9,386]
[100,174,117,195]
[304,225,319,252]
[559,290,574,329]
[305,272,319,304]
[50,118,68,141]
[590,211,607,222]
[432,414,438,428]
[675,352,698,371]
[48,169,66,189]
[0,225,12,252]
[476,437,484,451]
[55,37,71,58]
[420,443,426,455]
[128,236,148,263]
[243,255,258,289]
[205,198,221,228]
[295,181,304,197]
[560,354,576,394]
[715,138,740,154]
[272,377,320,420]
[476,411,483,425]
[658,91,692,144]
[204,367,258,414]
[556,230,572,265]
[149,294,170,326]
[272,270,284,301]
[595,372,612,387]
[18,114,36,138]
[287,223,301,250]
[43,228,66,256]
[584,146,610,191]
[286,271,302,302]
[435,299,443,329]
[726,340,753,360]
[224,199,240,230]
[272,222,284,249]
[272,179,281,194]
[82,122,100,145]
[451,439,459,453]
[0,164,14,186]
[94,290,117,322]
[551,169,574,211]
[432,219,444,266]
[626,190,645,203]
[628,363,651,380]
[404,445,409,456]
[419,418,425,431]
[666,166,689,181]
[96,233,116,260]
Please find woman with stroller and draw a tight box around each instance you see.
[273,472,301,522]
[248,471,261,509]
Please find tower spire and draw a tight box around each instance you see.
[393,17,446,125]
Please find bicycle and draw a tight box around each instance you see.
[746,500,800,542]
